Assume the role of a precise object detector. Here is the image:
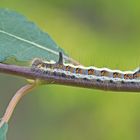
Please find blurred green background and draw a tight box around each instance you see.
[1,0,140,140]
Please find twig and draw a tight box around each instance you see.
[0,63,140,92]
[0,84,36,127]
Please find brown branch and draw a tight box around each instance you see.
[0,84,36,127]
[0,63,140,92]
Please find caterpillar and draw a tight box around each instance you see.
[31,52,140,86]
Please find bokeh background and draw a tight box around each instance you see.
[1,0,140,140]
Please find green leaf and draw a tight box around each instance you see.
[0,123,8,140]
[0,8,69,65]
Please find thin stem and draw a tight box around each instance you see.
[0,84,36,127]
[0,63,140,92]
[67,57,81,65]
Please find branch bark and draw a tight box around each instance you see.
[0,63,140,92]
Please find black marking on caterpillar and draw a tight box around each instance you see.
[31,52,140,85]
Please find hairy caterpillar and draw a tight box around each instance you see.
[31,52,140,86]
